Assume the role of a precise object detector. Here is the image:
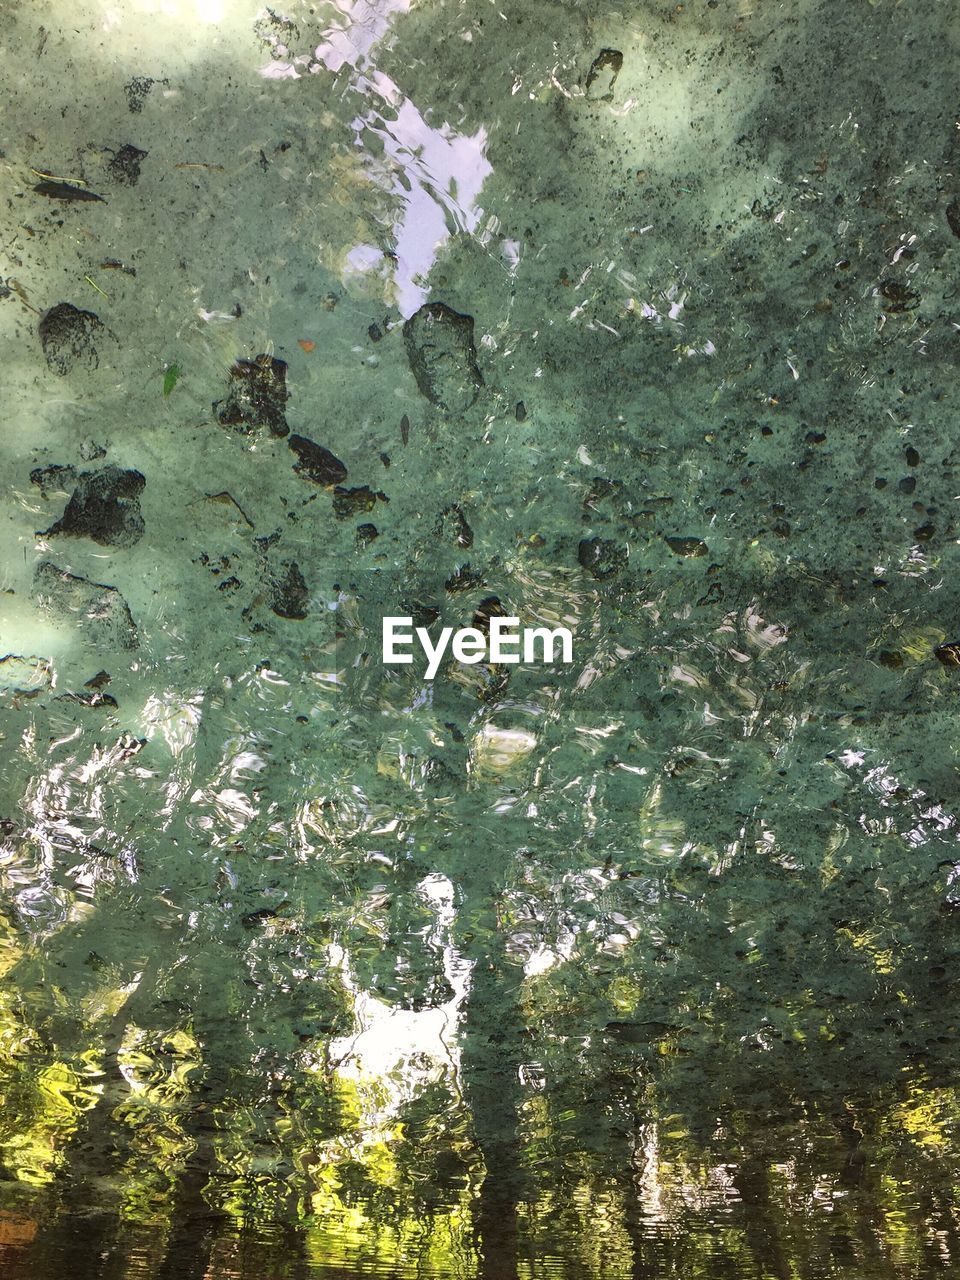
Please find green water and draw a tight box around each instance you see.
[2,0,960,1275]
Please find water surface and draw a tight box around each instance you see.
[2,0,960,1276]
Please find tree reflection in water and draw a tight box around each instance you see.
[1,561,959,1280]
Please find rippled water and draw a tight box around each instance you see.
[3,0,960,1276]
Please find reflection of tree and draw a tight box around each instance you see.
[5,551,960,1280]
[456,869,526,1280]
[461,947,523,1280]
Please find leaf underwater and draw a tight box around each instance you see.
[33,180,105,202]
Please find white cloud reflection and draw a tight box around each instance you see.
[259,0,492,315]
[327,873,471,1121]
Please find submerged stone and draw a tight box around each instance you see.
[215,354,290,437]
[270,561,309,619]
[40,465,145,547]
[34,561,138,650]
[108,143,148,186]
[878,280,920,314]
[332,486,387,519]
[403,303,483,413]
[579,537,626,579]
[38,303,105,374]
[664,536,708,558]
[288,434,347,485]
[584,477,625,512]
